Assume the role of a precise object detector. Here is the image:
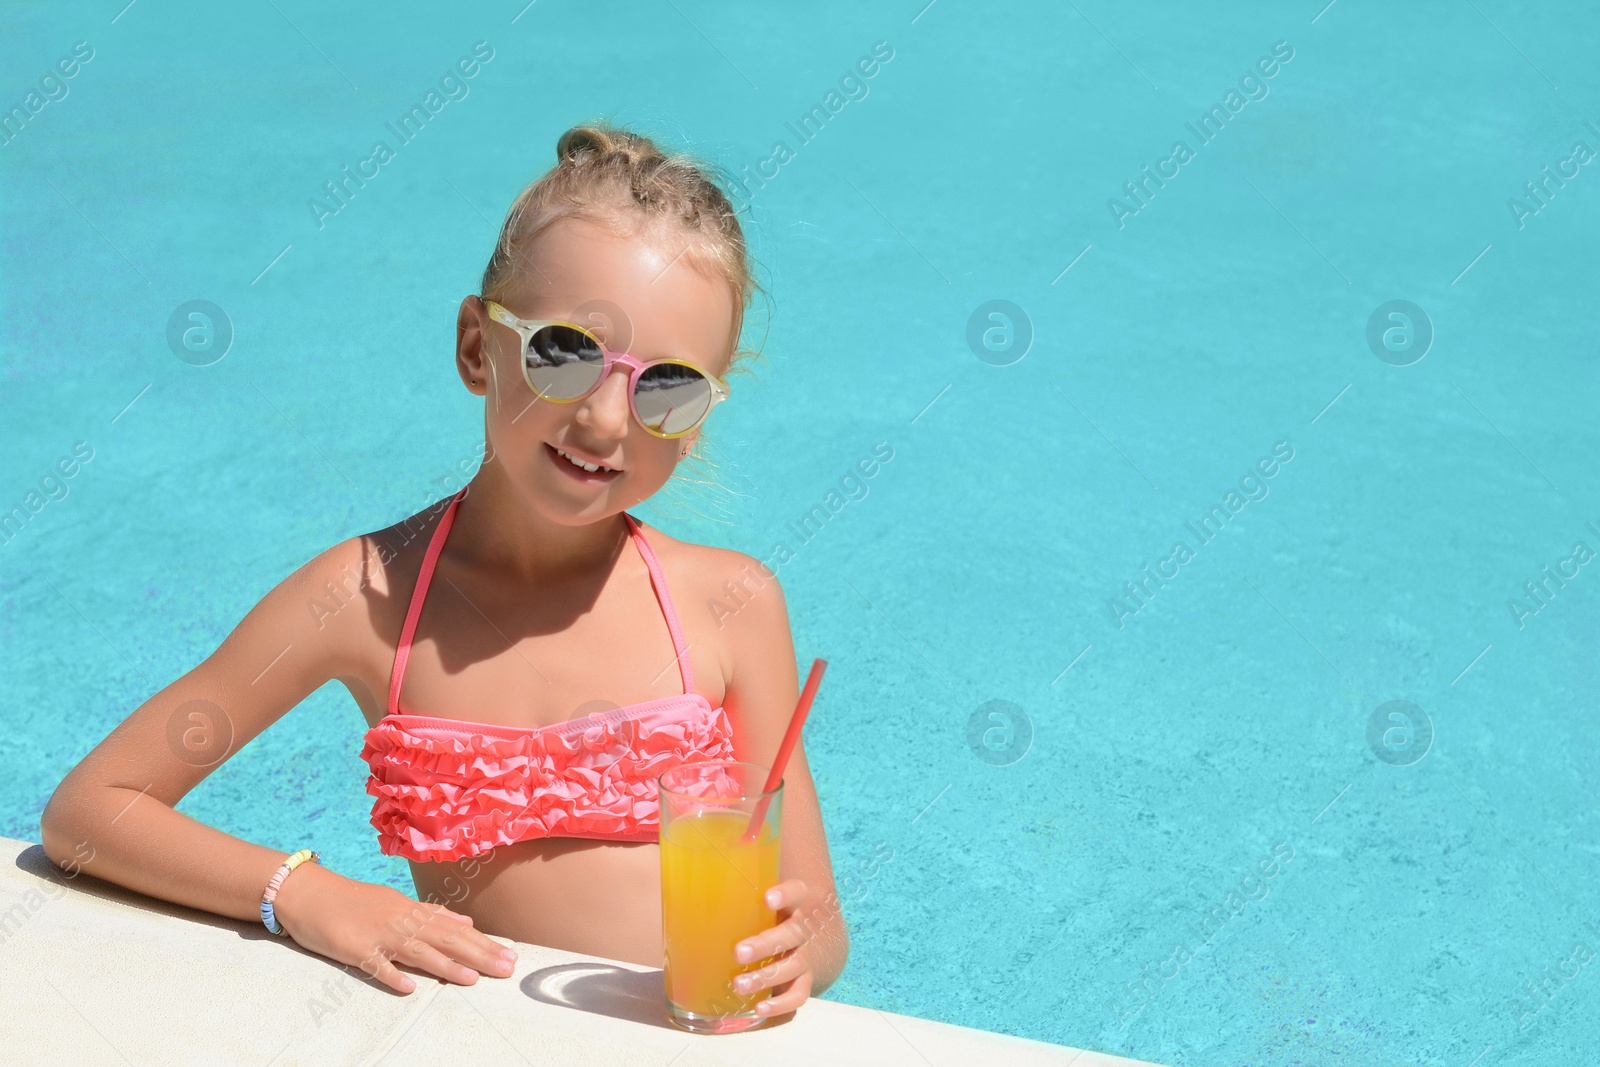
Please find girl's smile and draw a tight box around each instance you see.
[546,441,624,481]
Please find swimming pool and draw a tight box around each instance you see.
[4,1,1598,1063]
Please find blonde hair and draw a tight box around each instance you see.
[480,123,766,523]
[481,123,762,368]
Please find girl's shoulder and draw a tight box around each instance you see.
[632,522,793,665]
[628,519,783,601]
[269,504,447,667]
[289,506,442,619]
[269,503,453,718]
[170,514,439,728]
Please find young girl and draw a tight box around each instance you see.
[41,124,847,1020]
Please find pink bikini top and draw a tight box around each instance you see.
[359,488,736,862]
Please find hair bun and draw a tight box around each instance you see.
[556,124,666,167]
[482,121,759,367]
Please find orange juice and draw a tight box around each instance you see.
[660,809,781,1025]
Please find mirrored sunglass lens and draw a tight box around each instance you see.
[634,363,714,435]
[525,325,603,399]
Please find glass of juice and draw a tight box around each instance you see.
[658,759,783,1034]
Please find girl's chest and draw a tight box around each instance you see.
[347,553,728,732]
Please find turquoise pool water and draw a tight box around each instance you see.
[5,2,1598,1063]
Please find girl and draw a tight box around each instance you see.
[41,124,847,1021]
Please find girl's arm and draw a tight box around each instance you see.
[39,537,514,993]
[719,559,851,999]
[41,542,352,917]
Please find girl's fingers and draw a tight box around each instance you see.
[735,947,805,995]
[736,913,807,964]
[395,936,481,986]
[425,920,517,977]
[731,879,811,964]
[418,904,516,966]
[762,878,808,912]
[755,968,812,1017]
[367,953,419,994]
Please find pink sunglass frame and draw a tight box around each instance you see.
[482,299,730,440]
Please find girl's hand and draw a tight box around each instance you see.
[734,878,818,1018]
[272,862,517,994]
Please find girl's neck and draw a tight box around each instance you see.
[446,468,632,586]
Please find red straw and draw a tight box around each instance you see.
[741,658,827,842]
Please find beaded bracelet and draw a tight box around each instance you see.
[261,848,320,937]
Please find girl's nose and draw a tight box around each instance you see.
[572,366,632,438]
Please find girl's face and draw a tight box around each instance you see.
[457,215,737,523]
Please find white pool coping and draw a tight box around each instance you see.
[0,835,1167,1066]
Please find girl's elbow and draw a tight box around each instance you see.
[39,793,74,865]
[39,777,92,867]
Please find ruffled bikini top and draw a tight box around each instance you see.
[359,488,736,862]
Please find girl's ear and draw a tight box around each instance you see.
[456,295,491,394]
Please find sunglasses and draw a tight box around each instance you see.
[483,299,731,439]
